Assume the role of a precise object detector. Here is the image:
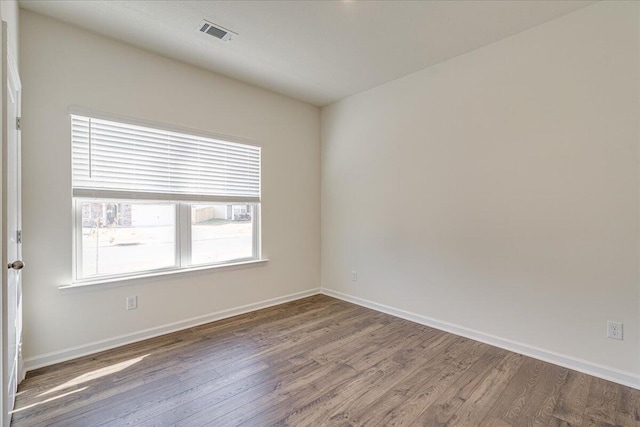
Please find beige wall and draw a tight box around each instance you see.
[20,10,320,363]
[321,1,640,376]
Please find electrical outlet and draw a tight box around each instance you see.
[607,321,622,340]
[351,271,358,281]
[126,296,138,311]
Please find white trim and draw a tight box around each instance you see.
[61,258,269,290]
[6,35,20,93]
[321,288,640,390]
[71,199,262,285]
[24,288,321,371]
[26,285,640,390]
[178,202,190,267]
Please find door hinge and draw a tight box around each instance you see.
[16,117,21,131]
[16,230,21,244]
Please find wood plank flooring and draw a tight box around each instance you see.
[12,295,640,426]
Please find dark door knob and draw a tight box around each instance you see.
[7,261,24,270]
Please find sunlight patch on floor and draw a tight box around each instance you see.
[37,355,148,397]
[12,387,88,414]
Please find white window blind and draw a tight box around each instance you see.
[71,114,261,202]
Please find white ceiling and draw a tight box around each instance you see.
[19,0,596,106]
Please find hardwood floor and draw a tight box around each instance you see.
[12,295,640,426]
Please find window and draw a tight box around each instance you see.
[71,111,261,282]
[191,204,255,265]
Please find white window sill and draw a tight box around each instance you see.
[59,259,269,291]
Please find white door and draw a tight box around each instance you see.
[1,20,22,427]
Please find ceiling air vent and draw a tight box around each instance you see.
[199,20,237,42]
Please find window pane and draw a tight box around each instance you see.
[80,202,176,278]
[191,204,254,265]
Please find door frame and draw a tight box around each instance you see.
[1,19,22,427]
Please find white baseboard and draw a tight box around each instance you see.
[321,288,640,390]
[25,286,640,390]
[24,288,322,372]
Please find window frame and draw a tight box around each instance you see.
[186,202,260,268]
[72,199,261,284]
[69,107,263,286]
